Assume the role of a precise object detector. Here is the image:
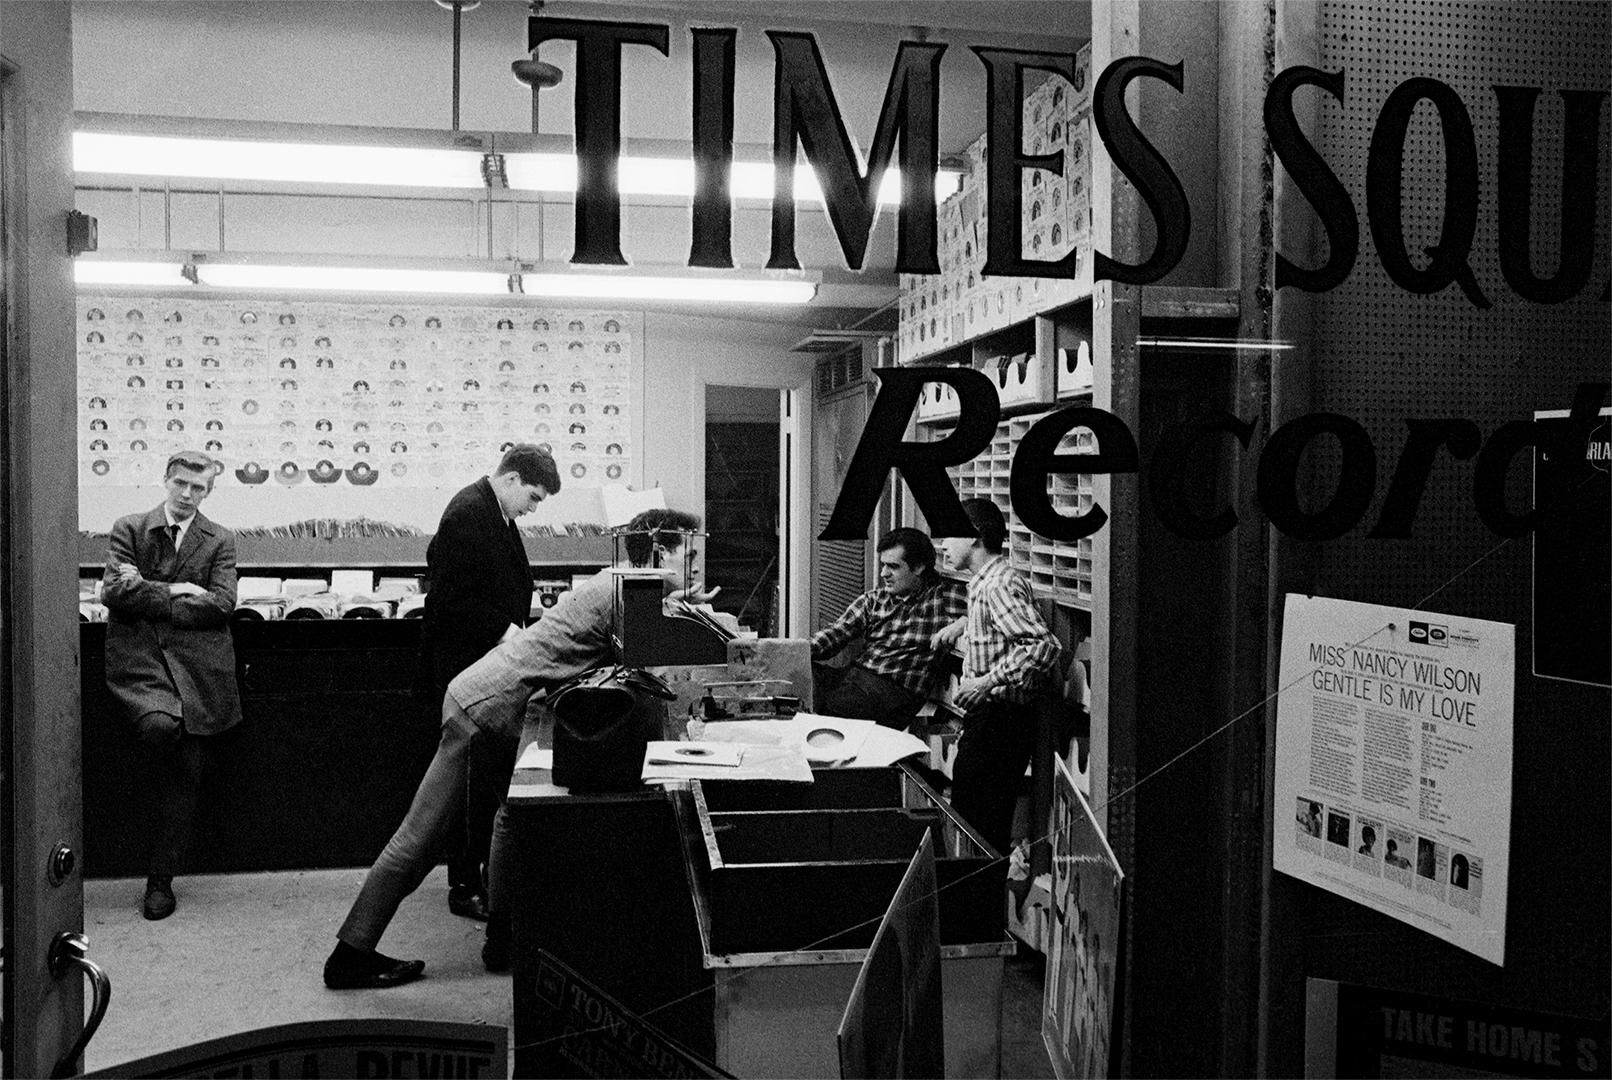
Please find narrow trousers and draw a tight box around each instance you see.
[144,722,216,877]
[948,699,1035,857]
[339,701,492,950]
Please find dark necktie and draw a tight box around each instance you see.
[156,524,180,580]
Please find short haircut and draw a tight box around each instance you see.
[496,443,561,494]
[165,450,218,489]
[960,497,1008,554]
[623,508,701,566]
[877,527,937,574]
[1361,825,1376,842]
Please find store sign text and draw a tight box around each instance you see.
[530,17,1607,305]
[817,372,1609,542]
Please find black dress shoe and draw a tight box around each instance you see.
[323,942,426,990]
[482,912,511,973]
[142,876,176,921]
[448,886,490,922]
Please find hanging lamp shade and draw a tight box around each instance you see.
[512,56,563,88]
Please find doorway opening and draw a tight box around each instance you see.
[704,386,781,637]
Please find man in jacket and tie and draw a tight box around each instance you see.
[421,444,560,922]
[102,449,242,920]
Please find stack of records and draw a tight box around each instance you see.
[285,593,341,620]
[338,595,395,619]
[233,597,286,621]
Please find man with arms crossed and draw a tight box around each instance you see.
[324,508,704,988]
[422,444,559,922]
[933,498,1061,856]
[102,450,242,920]
[812,527,965,730]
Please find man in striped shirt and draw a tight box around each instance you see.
[812,528,966,730]
[933,499,1062,855]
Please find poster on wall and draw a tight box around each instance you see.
[1042,755,1125,1080]
[1273,594,1515,965]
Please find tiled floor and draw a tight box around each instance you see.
[82,868,1053,1077]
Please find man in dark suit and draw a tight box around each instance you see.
[102,449,242,920]
[422,444,560,922]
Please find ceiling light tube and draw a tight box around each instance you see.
[75,259,817,304]
[73,260,192,287]
[507,153,961,204]
[1138,337,1296,352]
[196,264,510,294]
[74,132,486,188]
[75,132,961,203]
[517,272,815,304]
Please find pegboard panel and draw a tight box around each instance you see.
[1305,0,1609,618]
[1263,3,1611,1053]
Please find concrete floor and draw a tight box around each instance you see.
[83,868,1054,1078]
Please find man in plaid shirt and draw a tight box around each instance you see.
[933,499,1062,855]
[812,527,965,730]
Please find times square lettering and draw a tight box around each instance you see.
[530,17,1605,303]
[527,17,1607,542]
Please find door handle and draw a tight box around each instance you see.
[48,931,111,1079]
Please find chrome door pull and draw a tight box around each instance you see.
[48,931,111,1079]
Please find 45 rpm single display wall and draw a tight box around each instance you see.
[76,296,641,531]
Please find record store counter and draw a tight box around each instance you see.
[503,702,1015,1079]
[79,618,439,877]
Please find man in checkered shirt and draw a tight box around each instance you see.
[812,528,966,730]
[933,499,1062,855]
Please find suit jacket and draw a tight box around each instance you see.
[101,505,242,735]
[422,476,535,692]
[448,569,621,738]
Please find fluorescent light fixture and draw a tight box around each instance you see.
[519,273,815,304]
[74,132,486,188]
[75,132,961,203]
[1138,337,1296,352]
[75,259,817,304]
[196,264,509,294]
[506,153,961,205]
[74,260,191,287]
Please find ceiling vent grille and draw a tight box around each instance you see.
[805,332,884,399]
[817,350,867,396]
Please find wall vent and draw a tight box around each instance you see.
[811,336,883,398]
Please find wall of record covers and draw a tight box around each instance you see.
[76,296,643,532]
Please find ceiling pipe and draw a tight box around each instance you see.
[512,1,564,263]
[434,0,481,131]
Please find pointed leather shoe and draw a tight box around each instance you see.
[323,944,426,990]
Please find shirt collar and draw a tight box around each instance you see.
[967,554,1009,588]
[163,507,197,541]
